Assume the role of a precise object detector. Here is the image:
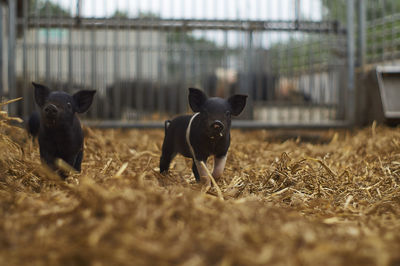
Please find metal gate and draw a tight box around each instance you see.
[1,0,356,128]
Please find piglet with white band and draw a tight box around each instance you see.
[159,88,247,184]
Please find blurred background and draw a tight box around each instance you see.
[0,0,399,128]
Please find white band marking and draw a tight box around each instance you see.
[186,112,200,161]
[185,113,209,179]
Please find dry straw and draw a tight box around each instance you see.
[1,99,400,265]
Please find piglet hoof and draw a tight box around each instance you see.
[212,174,222,183]
[199,175,211,193]
[159,170,168,176]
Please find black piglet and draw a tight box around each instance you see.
[28,82,96,178]
[160,88,247,185]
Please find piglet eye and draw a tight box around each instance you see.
[67,102,72,109]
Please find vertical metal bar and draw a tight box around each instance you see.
[166,0,172,113]
[266,1,273,123]
[34,1,39,82]
[223,30,228,96]
[114,0,123,120]
[318,1,323,122]
[68,1,73,90]
[135,2,143,118]
[310,0,315,123]
[245,30,253,119]
[0,3,3,98]
[103,0,109,119]
[179,0,186,114]
[157,0,164,115]
[295,0,300,23]
[326,0,334,121]
[390,0,395,63]
[371,0,377,63]
[179,32,186,113]
[57,0,62,89]
[149,0,155,117]
[22,0,29,118]
[45,0,50,84]
[347,0,355,124]
[8,0,16,115]
[203,0,209,97]
[380,0,385,62]
[90,29,97,118]
[113,22,120,119]
[357,0,366,68]
[79,0,85,91]
[125,0,132,119]
[88,0,96,119]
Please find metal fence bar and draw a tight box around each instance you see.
[83,120,351,130]
[90,29,97,118]
[347,0,355,124]
[358,0,366,68]
[390,0,396,63]
[34,1,39,83]
[135,1,143,119]
[57,0,62,90]
[113,28,120,119]
[22,0,28,118]
[8,0,16,115]
[67,2,72,90]
[45,0,50,84]
[102,0,109,119]
[20,18,346,33]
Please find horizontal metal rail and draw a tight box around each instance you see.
[83,120,351,129]
[253,102,338,108]
[19,17,346,33]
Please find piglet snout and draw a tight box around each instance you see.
[44,104,58,117]
[211,120,224,132]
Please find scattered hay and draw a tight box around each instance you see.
[1,107,400,265]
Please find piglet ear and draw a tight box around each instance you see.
[228,94,248,116]
[73,90,96,113]
[32,82,50,108]
[188,88,207,112]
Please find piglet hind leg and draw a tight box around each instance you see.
[159,137,176,174]
[160,152,174,174]
[212,155,227,180]
[73,150,83,172]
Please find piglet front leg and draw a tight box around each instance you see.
[212,155,227,180]
[193,159,211,190]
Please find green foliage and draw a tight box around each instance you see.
[321,0,400,24]
[29,0,70,17]
[137,11,161,20]
[270,0,400,72]
[111,10,129,19]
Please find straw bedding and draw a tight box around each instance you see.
[1,108,400,266]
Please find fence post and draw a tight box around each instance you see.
[8,0,16,115]
[347,0,355,125]
[357,0,366,68]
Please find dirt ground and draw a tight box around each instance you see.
[1,110,400,266]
